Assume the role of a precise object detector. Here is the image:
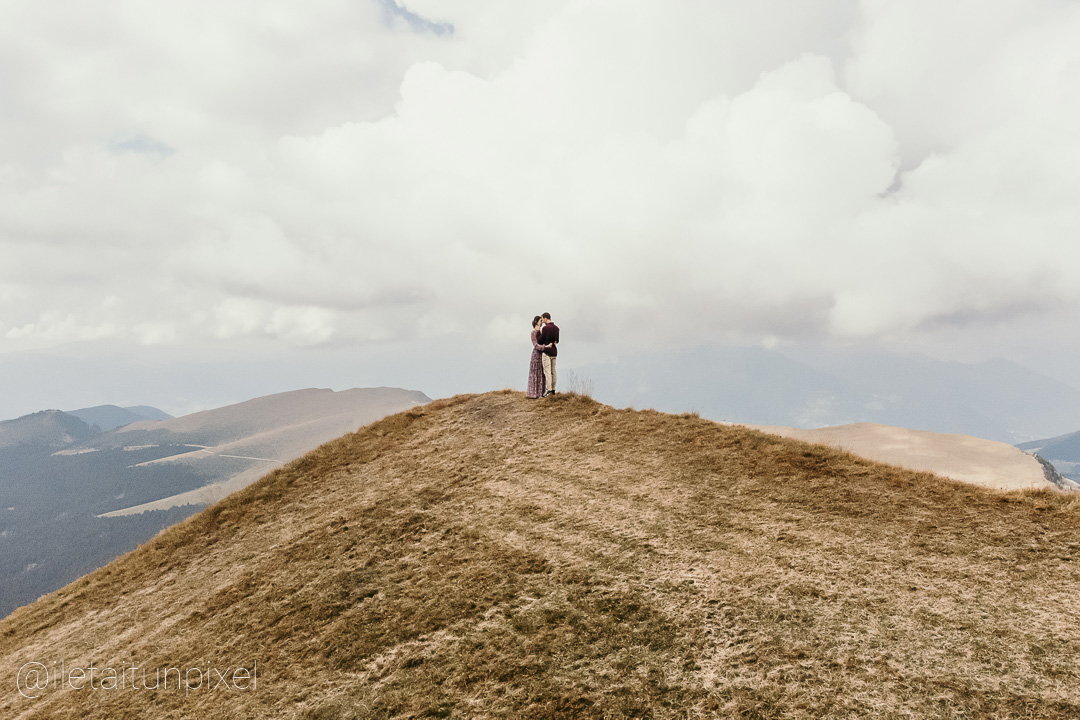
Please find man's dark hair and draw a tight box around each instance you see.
[541,312,551,320]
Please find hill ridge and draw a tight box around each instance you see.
[67,405,173,432]
[747,420,1076,491]
[0,386,430,620]
[0,409,98,449]
[2,391,1078,718]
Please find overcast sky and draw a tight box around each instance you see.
[2,0,1080,418]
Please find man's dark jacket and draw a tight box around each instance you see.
[539,322,559,356]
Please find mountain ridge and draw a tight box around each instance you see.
[66,405,173,432]
[0,410,99,449]
[2,390,1078,718]
[95,387,431,516]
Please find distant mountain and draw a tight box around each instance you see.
[0,410,99,449]
[750,421,1078,492]
[579,346,848,427]
[0,387,429,619]
[575,345,1080,444]
[67,404,173,431]
[95,386,432,515]
[784,348,1080,443]
[122,404,173,421]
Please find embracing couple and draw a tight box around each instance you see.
[526,312,559,399]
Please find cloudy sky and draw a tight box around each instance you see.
[2,0,1079,418]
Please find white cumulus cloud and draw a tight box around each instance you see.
[0,0,1078,383]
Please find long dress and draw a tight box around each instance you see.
[526,328,547,398]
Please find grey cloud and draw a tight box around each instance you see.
[107,133,175,159]
[917,300,1057,332]
[2,0,1080,404]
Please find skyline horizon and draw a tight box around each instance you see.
[4,338,1080,447]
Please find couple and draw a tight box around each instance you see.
[527,312,559,399]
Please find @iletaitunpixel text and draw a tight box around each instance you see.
[17,660,258,698]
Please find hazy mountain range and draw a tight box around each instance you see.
[96,386,432,516]
[577,345,1080,444]
[67,404,173,431]
[0,387,428,618]
[0,404,171,449]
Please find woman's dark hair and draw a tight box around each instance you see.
[532,315,542,328]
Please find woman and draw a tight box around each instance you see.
[526,315,552,399]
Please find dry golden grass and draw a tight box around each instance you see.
[2,390,1079,719]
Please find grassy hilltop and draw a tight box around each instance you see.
[1,390,1078,719]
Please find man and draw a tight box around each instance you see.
[538,312,559,396]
